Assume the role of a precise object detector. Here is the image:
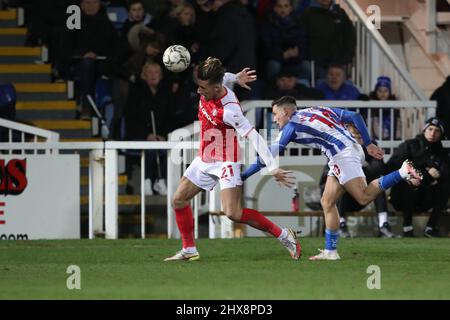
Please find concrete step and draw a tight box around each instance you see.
[0,46,41,63]
[0,27,26,46]
[16,109,76,120]
[79,174,128,195]
[30,119,90,130]
[14,82,67,101]
[80,174,128,186]
[0,10,17,28]
[80,194,141,206]
[0,63,51,82]
[17,100,75,111]
[30,119,92,139]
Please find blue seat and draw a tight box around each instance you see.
[107,6,128,31]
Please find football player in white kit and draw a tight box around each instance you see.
[165,58,301,261]
[242,96,423,260]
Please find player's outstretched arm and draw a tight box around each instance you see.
[222,68,257,90]
[333,108,385,159]
[223,104,295,187]
[332,108,372,146]
[235,68,257,90]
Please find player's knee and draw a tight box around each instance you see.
[320,198,335,212]
[355,196,370,207]
[223,206,241,221]
[224,211,239,221]
[172,194,187,209]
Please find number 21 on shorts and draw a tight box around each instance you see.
[221,165,234,180]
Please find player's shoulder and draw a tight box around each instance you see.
[220,87,240,107]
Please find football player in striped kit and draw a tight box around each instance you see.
[242,96,423,260]
[165,58,301,262]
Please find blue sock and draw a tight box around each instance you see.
[325,229,339,251]
[378,170,402,191]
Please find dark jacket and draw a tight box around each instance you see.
[208,0,256,73]
[431,76,450,135]
[264,82,324,100]
[124,79,174,140]
[63,11,118,60]
[260,10,307,64]
[316,81,360,100]
[386,134,450,186]
[300,2,356,67]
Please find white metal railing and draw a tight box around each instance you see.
[337,0,427,100]
[0,118,59,154]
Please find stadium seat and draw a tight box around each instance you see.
[107,6,128,31]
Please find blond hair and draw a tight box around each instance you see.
[197,57,225,85]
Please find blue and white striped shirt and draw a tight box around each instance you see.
[241,106,372,180]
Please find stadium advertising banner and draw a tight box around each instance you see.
[0,155,80,240]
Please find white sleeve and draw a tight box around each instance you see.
[223,104,278,172]
[222,72,237,89]
[246,129,278,172]
[223,103,254,137]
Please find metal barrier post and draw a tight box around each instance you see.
[105,148,118,239]
[89,149,104,239]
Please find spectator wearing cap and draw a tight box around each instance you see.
[387,117,450,237]
[316,63,362,100]
[369,76,401,140]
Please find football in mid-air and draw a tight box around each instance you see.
[162,45,191,72]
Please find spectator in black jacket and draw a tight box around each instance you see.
[106,25,166,139]
[204,0,256,102]
[61,0,118,119]
[121,0,153,36]
[300,0,356,82]
[260,0,309,81]
[124,62,173,194]
[208,0,256,73]
[387,117,450,237]
[431,76,450,135]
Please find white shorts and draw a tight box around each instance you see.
[184,157,243,191]
[327,143,366,185]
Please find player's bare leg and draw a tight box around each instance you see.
[221,187,301,260]
[344,159,423,208]
[172,176,203,209]
[343,176,378,207]
[310,176,345,261]
[164,177,203,261]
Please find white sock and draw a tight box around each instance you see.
[339,217,346,224]
[324,249,336,254]
[425,226,433,232]
[403,225,413,232]
[378,211,388,228]
[182,247,197,254]
[278,228,288,240]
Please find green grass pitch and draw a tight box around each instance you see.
[1,238,449,300]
